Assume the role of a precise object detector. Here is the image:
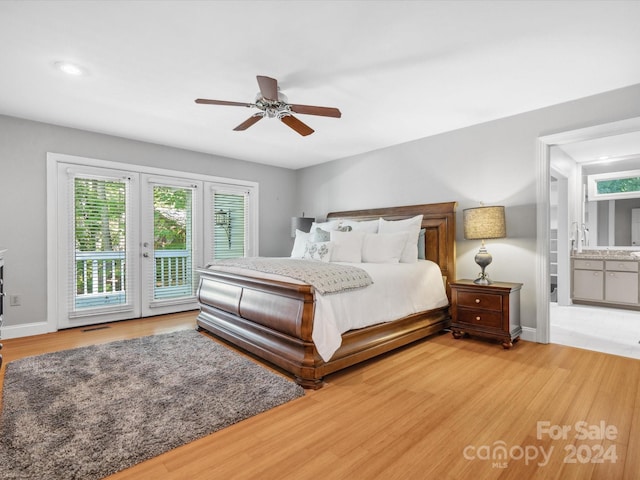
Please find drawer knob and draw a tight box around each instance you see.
[475,298,481,304]
[476,316,481,321]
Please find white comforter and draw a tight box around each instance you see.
[205,259,449,362]
[313,261,449,361]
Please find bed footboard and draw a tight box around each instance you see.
[196,269,326,388]
[196,268,451,388]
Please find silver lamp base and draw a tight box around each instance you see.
[474,242,493,285]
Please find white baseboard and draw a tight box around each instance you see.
[1,321,53,340]
[521,326,537,343]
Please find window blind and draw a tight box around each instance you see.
[71,175,131,312]
[150,184,196,301]
[212,190,249,259]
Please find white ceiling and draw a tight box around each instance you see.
[559,131,640,162]
[1,0,640,170]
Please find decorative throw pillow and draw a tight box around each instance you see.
[361,232,407,263]
[330,230,365,263]
[378,214,424,263]
[291,229,310,258]
[303,241,333,262]
[312,227,331,242]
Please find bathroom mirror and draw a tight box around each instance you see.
[583,163,640,247]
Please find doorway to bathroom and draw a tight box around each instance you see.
[545,120,640,360]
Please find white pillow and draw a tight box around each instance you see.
[310,220,340,233]
[361,232,407,263]
[378,214,424,263]
[339,218,380,233]
[291,229,310,258]
[330,230,365,263]
[303,241,334,262]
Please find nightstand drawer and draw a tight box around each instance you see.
[450,280,522,349]
[456,291,502,311]
[457,308,503,328]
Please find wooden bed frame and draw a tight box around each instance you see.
[196,202,457,388]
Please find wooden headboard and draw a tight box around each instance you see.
[327,201,457,298]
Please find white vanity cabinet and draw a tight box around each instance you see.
[572,259,604,301]
[572,257,640,308]
[604,260,639,304]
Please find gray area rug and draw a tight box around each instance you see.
[0,329,304,480]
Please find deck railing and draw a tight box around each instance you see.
[75,249,192,308]
[153,250,193,299]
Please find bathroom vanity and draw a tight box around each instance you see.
[572,250,640,308]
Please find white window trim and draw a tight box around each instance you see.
[46,152,259,334]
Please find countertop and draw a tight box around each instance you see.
[572,250,640,261]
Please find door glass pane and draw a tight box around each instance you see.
[73,177,128,310]
[153,185,194,300]
[213,192,247,259]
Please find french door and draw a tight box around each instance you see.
[55,162,255,329]
[140,175,201,317]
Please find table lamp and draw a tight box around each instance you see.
[291,213,315,238]
[463,205,506,285]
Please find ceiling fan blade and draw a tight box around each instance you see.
[195,98,253,107]
[256,75,278,101]
[233,115,263,131]
[290,104,342,118]
[281,115,314,136]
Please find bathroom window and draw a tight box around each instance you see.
[588,169,640,201]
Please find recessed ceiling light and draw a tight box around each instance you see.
[54,61,86,76]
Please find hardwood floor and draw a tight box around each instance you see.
[1,312,639,479]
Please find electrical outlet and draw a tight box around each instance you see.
[9,294,21,306]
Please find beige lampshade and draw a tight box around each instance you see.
[463,206,506,240]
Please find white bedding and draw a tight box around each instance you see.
[314,260,449,361]
[205,259,449,362]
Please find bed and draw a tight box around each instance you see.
[196,202,457,388]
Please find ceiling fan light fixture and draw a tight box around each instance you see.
[196,75,340,136]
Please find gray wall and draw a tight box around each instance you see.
[0,114,297,328]
[3,84,640,335]
[295,84,640,333]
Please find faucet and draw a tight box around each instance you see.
[570,222,589,253]
[581,224,589,248]
[571,222,579,253]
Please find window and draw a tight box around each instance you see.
[210,189,251,260]
[72,174,131,312]
[151,183,195,300]
[588,169,640,201]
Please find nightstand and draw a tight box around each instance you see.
[450,279,522,349]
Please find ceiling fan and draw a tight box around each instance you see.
[195,75,341,136]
